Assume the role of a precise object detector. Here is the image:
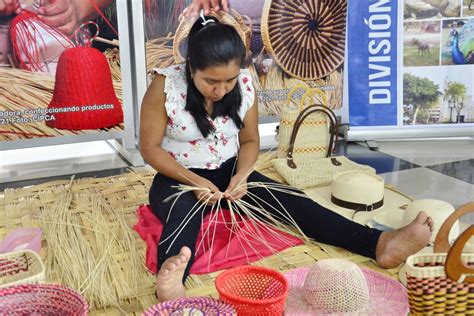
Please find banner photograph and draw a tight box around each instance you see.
[141,0,346,118]
[0,0,123,142]
[347,0,474,128]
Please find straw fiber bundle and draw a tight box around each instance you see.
[261,0,347,80]
[0,62,123,141]
[145,35,176,72]
[0,154,401,315]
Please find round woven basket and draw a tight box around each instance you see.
[261,0,347,80]
[143,297,236,315]
[215,265,289,316]
[0,283,88,315]
[173,8,252,64]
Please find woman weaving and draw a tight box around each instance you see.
[139,14,434,302]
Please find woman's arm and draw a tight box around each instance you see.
[225,93,259,200]
[140,75,223,203]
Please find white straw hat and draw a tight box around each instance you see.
[304,170,411,225]
[371,199,459,243]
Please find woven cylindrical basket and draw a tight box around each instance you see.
[405,253,474,315]
[173,8,252,64]
[143,297,236,315]
[261,0,347,80]
[0,250,45,288]
[215,265,289,316]
[0,283,88,315]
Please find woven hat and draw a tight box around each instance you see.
[261,0,347,80]
[143,297,236,315]
[0,227,42,254]
[0,283,88,315]
[173,8,252,64]
[285,259,409,315]
[46,47,123,130]
[371,199,460,243]
[305,170,412,225]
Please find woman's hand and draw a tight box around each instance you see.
[224,174,248,202]
[185,0,229,17]
[37,0,79,36]
[0,0,20,15]
[193,177,224,206]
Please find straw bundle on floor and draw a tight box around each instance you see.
[0,64,123,141]
[0,154,402,315]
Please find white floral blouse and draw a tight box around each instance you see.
[154,64,255,170]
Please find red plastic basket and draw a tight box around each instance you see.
[215,265,289,316]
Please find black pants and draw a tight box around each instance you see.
[149,157,382,282]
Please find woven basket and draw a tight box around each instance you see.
[143,297,236,315]
[405,203,474,315]
[261,0,347,80]
[0,283,88,315]
[215,265,289,316]
[173,8,252,64]
[0,250,45,288]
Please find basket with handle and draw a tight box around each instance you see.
[0,249,45,288]
[277,84,334,160]
[405,201,474,315]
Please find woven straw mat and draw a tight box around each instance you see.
[0,152,402,315]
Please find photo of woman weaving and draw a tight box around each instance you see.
[139,4,435,302]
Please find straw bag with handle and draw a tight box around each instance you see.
[273,88,375,189]
[405,201,474,315]
[277,85,333,160]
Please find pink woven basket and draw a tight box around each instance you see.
[143,297,236,315]
[0,283,88,315]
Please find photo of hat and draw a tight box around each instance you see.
[46,47,123,130]
[261,0,347,80]
[285,259,409,315]
[371,199,460,243]
[173,8,252,64]
[304,170,412,225]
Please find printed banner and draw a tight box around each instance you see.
[347,0,399,126]
[348,0,474,129]
[141,0,346,118]
[0,0,124,142]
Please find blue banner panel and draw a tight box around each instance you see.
[348,0,398,126]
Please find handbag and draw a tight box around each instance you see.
[404,201,474,315]
[272,100,375,189]
[277,85,332,160]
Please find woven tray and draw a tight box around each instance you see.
[0,250,45,288]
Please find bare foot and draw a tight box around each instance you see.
[155,246,192,302]
[376,211,434,269]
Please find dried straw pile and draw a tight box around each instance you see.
[0,48,123,141]
[0,154,401,315]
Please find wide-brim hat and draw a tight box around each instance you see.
[261,0,347,80]
[304,170,412,226]
[46,47,123,130]
[173,8,252,64]
[285,259,409,315]
[371,199,459,243]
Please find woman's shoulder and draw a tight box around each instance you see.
[153,64,186,79]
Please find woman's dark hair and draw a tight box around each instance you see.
[185,18,246,138]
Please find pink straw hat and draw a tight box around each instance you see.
[284,259,409,315]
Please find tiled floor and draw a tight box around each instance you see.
[1,137,473,222]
